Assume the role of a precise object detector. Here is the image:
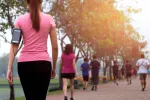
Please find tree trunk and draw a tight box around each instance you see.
[109,66,112,81]
[9,84,15,100]
[59,67,63,90]
[109,57,113,81]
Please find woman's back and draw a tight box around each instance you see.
[16,12,55,62]
[61,53,75,73]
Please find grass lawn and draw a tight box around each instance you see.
[5,79,112,100]
[0,78,21,84]
[0,78,59,100]
[15,90,63,100]
[0,78,59,84]
[0,88,23,100]
[15,97,25,100]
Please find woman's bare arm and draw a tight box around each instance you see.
[50,27,58,71]
[8,44,19,71]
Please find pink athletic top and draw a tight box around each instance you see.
[61,53,76,73]
[15,12,56,62]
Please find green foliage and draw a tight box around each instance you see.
[0,0,26,33]
[50,0,147,61]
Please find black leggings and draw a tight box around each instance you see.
[113,72,118,81]
[18,61,51,100]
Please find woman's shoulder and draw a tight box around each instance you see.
[70,53,75,56]
[15,13,30,25]
[70,53,75,58]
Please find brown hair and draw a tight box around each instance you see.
[64,44,73,55]
[84,58,89,62]
[27,0,42,32]
[140,54,145,58]
[93,54,97,59]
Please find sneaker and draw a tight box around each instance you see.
[91,86,94,91]
[64,96,68,100]
[130,80,132,84]
[141,85,145,91]
[70,97,74,100]
[115,81,119,85]
[142,88,144,91]
[83,87,85,90]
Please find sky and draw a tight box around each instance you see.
[0,0,150,56]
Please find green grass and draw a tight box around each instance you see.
[0,78,21,84]
[0,88,23,100]
[13,80,112,100]
[0,78,59,84]
[15,97,25,100]
[50,78,59,84]
[15,90,63,100]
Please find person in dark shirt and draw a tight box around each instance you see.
[121,66,125,80]
[112,61,119,85]
[90,55,100,91]
[81,58,90,90]
[125,60,132,85]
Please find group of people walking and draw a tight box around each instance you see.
[80,55,100,91]
[5,0,150,100]
[113,60,132,85]
[61,52,150,100]
[112,54,150,91]
[6,0,101,99]
[60,49,101,100]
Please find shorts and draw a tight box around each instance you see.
[61,73,75,79]
[83,76,89,82]
[126,72,132,77]
[91,76,99,85]
[140,74,147,80]
[121,72,125,76]
[113,72,118,79]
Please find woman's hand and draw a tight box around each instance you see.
[51,69,56,79]
[6,69,13,85]
[75,72,78,78]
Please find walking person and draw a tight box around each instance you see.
[6,0,58,99]
[60,44,77,100]
[80,58,90,90]
[136,54,149,91]
[133,68,137,79]
[112,61,119,85]
[121,66,125,80]
[90,55,100,91]
[125,60,132,85]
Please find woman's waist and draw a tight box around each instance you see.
[62,65,74,68]
[18,52,50,62]
[21,44,47,51]
[20,50,48,55]
[62,67,75,72]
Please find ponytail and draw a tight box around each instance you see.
[27,0,42,32]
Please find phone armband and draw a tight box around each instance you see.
[11,28,22,44]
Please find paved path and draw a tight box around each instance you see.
[47,77,150,100]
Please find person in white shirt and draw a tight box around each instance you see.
[136,54,149,91]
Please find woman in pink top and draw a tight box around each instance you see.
[6,0,58,100]
[60,44,77,100]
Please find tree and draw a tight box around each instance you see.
[0,0,26,99]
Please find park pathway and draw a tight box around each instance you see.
[47,77,150,100]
